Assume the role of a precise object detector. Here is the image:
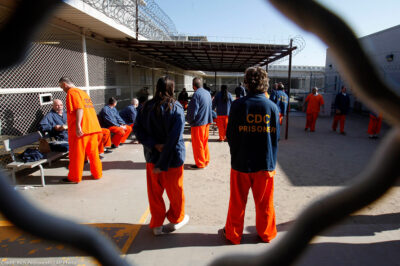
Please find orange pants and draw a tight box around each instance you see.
[191,124,210,168]
[216,115,229,141]
[68,133,102,183]
[279,113,284,125]
[108,125,132,147]
[305,112,319,131]
[368,115,382,135]
[332,114,346,133]
[225,169,276,244]
[146,163,185,228]
[98,128,111,154]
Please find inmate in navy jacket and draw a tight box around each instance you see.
[119,105,137,125]
[227,92,280,172]
[187,87,213,127]
[334,92,350,115]
[39,110,68,141]
[212,91,234,116]
[99,105,126,128]
[235,86,246,98]
[273,90,289,116]
[134,100,185,171]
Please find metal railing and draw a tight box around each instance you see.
[0,0,399,265]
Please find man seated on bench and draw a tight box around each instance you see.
[98,97,132,148]
[39,99,69,151]
[39,99,113,154]
[119,98,139,144]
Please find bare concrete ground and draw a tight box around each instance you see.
[185,112,399,228]
[1,112,399,266]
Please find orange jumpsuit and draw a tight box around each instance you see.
[191,124,210,168]
[108,125,132,147]
[66,87,102,183]
[98,128,111,153]
[146,163,185,228]
[226,169,276,244]
[304,93,324,131]
[368,113,382,135]
[216,116,228,141]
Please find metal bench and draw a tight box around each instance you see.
[3,131,68,187]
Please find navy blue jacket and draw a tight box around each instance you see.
[227,93,280,172]
[134,100,185,171]
[212,91,233,116]
[235,86,246,98]
[39,110,68,141]
[187,87,213,127]
[273,90,289,115]
[269,89,277,102]
[119,105,137,125]
[334,93,350,115]
[99,105,126,128]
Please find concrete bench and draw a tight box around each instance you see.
[3,132,68,187]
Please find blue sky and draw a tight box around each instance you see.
[156,0,400,66]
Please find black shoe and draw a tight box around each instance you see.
[104,149,113,154]
[61,178,78,184]
[340,132,346,136]
[99,155,104,160]
[304,128,308,131]
[119,143,124,146]
[110,144,117,149]
[188,164,205,170]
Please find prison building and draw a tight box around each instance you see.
[325,24,400,113]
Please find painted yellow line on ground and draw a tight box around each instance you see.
[121,207,150,255]
[185,141,189,149]
[0,220,13,227]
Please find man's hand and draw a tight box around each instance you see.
[121,125,127,130]
[76,126,84,138]
[153,168,162,174]
[54,125,64,131]
[155,144,164,153]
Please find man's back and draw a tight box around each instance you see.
[187,87,213,127]
[275,90,289,115]
[66,87,101,135]
[119,105,137,124]
[235,86,246,98]
[227,93,280,172]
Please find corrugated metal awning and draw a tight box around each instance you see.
[111,39,297,72]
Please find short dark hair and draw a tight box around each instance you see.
[193,77,202,89]
[58,77,73,84]
[244,67,269,94]
[108,97,117,105]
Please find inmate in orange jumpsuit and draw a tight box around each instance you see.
[191,124,210,168]
[368,113,382,136]
[226,169,277,244]
[216,116,229,141]
[304,93,324,131]
[66,88,102,182]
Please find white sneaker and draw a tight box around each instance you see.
[165,214,190,232]
[152,226,164,236]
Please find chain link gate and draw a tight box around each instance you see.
[0,0,399,265]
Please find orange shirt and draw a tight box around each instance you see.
[66,87,101,136]
[305,93,324,114]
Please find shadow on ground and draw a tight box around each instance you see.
[274,212,400,237]
[277,113,395,186]
[127,226,263,255]
[295,240,400,266]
